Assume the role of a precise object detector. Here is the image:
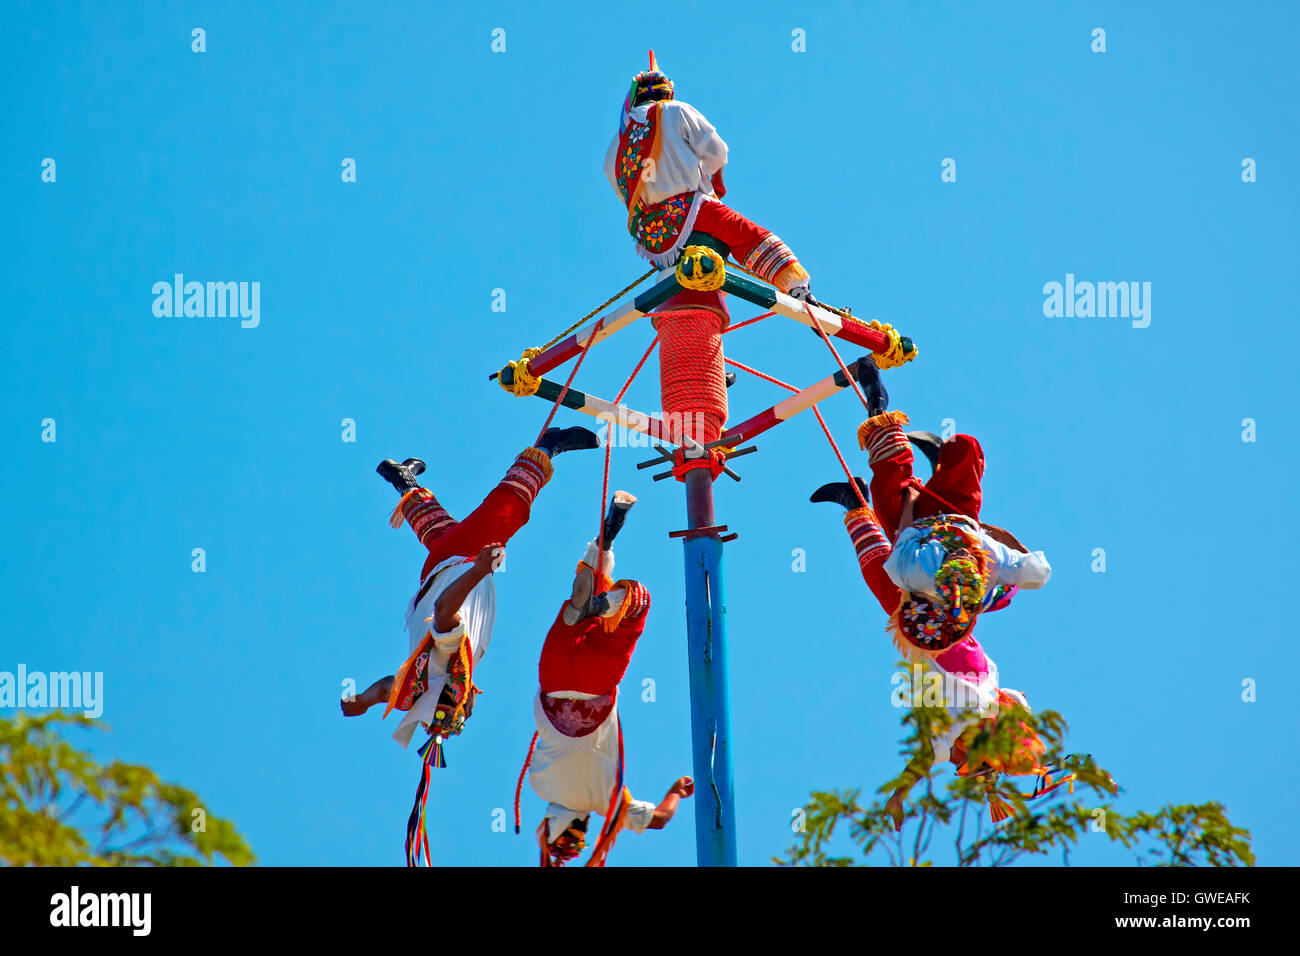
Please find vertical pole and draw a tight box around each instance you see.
[681,468,737,866]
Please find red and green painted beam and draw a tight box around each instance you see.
[499,354,879,451]
[721,356,876,446]
[515,268,916,380]
[497,365,677,445]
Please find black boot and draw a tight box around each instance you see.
[852,357,889,417]
[809,478,871,511]
[906,432,944,473]
[601,491,636,547]
[376,458,426,494]
[536,426,600,458]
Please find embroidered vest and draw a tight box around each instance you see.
[615,103,696,256]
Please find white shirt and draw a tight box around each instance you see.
[391,556,496,748]
[884,517,1051,605]
[603,99,729,207]
[529,690,657,842]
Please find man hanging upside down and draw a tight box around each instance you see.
[605,51,815,312]
[811,364,1054,828]
[521,491,693,867]
[341,426,599,754]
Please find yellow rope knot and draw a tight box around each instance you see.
[500,347,543,397]
[867,320,919,370]
[676,245,727,292]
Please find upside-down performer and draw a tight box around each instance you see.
[605,51,815,307]
[811,364,1061,827]
[515,491,694,867]
[339,425,599,865]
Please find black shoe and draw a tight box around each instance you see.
[377,458,426,494]
[725,371,737,388]
[536,426,600,458]
[601,491,636,547]
[852,357,889,417]
[906,432,944,472]
[809,478,871,511]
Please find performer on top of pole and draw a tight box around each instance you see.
[604,51,816,315]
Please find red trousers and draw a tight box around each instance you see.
[692,201,771,262]
[538,594,649,697]
[402,449,551,581]
[870,433,986,542]
[416,486,528,580]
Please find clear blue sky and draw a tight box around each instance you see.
[3,1,1297,866]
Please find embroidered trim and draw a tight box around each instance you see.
[857,410,911,450]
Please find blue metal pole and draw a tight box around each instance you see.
[681,468,737,866]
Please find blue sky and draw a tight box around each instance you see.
[3,0,1297,866]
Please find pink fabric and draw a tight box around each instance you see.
[933,636,991,681]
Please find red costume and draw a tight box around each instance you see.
[858,410,985,541]
[539,581,651,698]
[392,446,553,581]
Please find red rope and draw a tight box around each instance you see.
[804,302,872,412]
[721,310,775,335]
[514,732,539,834]
[814,406,868,508]
[724,357,798,392]
[535,319,603,445]
[597,335,660,554]
[725,356,867,509]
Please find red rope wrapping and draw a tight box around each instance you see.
[656,309,728,446]
[725,357,867,509]
[670,446,727,481]
[535,320,602,445]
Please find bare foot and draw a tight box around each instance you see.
[341,675,394,717]
[340,697,371,717]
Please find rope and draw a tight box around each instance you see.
[723,357,797,391]
[805,301,872,412]
[721,310,774,335]
[658,309,728,445]
[597,335,660,554]
[534,319,601,445]
[815,407,868,509]
[725,357,867,509]
[729,259,859,322]
[538,268,656,354]
[513,732,538,834]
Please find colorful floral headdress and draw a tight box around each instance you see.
[888,516,989,656]
[619,49,675,132]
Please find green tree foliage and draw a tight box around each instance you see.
[778,664,1253,868]
[1,712,255,866]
